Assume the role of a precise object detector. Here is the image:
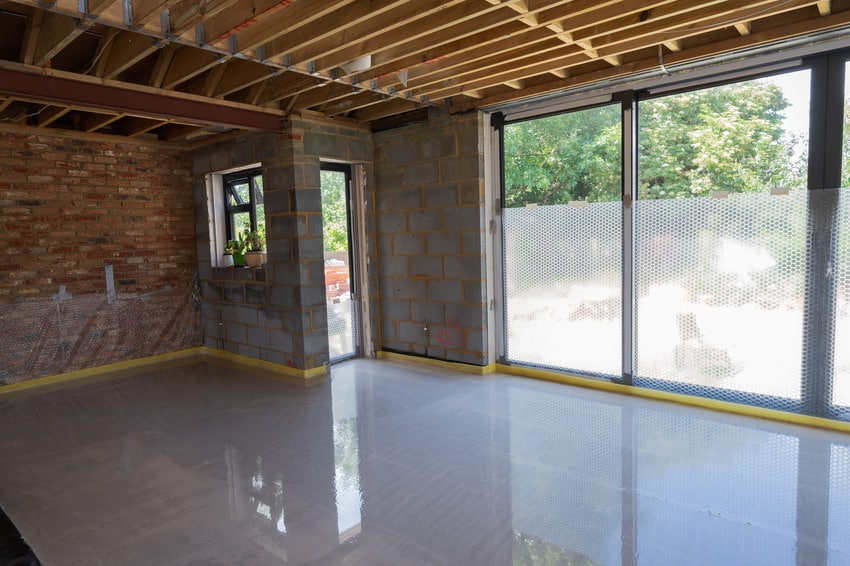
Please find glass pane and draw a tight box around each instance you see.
[636,71,811,405]
[639,70,810,199]
[321,169,357,361]
[835,188,850,408]
[229,181,250,205]
[231,211,250,238]
[502,104,622,376]
[252,175,265,235]
[636,410,798,564]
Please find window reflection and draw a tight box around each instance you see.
[332,375,362,543]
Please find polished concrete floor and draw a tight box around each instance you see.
[0,358,848,565]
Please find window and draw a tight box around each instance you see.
[223,169,265,240]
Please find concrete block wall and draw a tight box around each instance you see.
[192,118,373,371]
[0,127,200,384]
[372,109,488,365]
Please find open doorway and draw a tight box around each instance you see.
[321,163,360,361]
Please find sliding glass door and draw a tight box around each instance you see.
[634,70,811,408]
[498,54,850,421]
[501,104,622,377]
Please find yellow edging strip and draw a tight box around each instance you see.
[0,347,329,398]
[376,350,497,375]
[0,347,205,398]
[375,351,850,434]
[493,363,850,434]
[197,347,328,380]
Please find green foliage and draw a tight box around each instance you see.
[503,80,806,207]
[245,229,265,252]
[321,170,350,252]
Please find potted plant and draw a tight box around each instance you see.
[244,229,267,267]
[228,234,247,266]
[222,241,235,268]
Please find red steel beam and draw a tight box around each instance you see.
[0,67,285,132]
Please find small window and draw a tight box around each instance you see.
[224,169,265,240]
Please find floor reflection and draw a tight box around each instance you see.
[0,358,847,565]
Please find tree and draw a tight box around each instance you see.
[503,79,806,207]
[320,170,349,252]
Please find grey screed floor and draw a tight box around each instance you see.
[0,358,848,566]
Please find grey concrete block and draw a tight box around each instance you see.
[233,268,254,281]
[220,304,235,322]
[421,134,456,159]
[260,348,285,364]
[462,231,483,255]
[245,283,268,304]
[375,165,405,188]
[411,301,444,325]
[443,205,481,231]
[445,350,486,366]
[284,308,312,333]
[297,284,325,308]
[381,319,397,341]
[379,278,398,299]
[428,279,463,302]
[349,139,373,161]
[265,166,296,191]
[294,237,323,261]
[407,161,438,185]
[425,233,461,255]
[387,141,419,165]
[377,211,407,234]
[445,303,485,327]
[258,306,283,326]
[463,280,485,304]
[457,122,481,155]
[308,215,323,237]
[441,156,480,182]
[444,255,483,280]
[375,190,391,211]
[408,209,442,233]
[409,256,443,279]
[377,234,393,256]
[270,329,293,352]
[274,262,310,285]
[224,321,247,343]
[304,132,343,158]
[425,184,458,208]
[238,344,261,359]
[310,305,328,331]
[398,320,426,344]
[381,299,410,321]
[203,319,222,340]
[230,142,255,168]
[255,134,279,161]
[191,151,210,175]
[377,256,408,277]
[269,280,298,305]
[247,326,270,349]
[309,261,325,287]
[302,330,328,357]
[202,281,222,301]
[223,340,239,355]
[235,305,258,325]
[203,336,218,348]
[465,326,486,355]
[395,278,425,300]
[292,189,322,212]
[264,189,290,215]
[209,148,231,172]
[459,181,482,204]
[223,283,244,303]
[391,188,423,210]
[304,162,321,188]
[393,233,424,255]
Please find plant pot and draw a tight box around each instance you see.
[221,253,234,268]
[245,251,267,267]
[233,252,246,266]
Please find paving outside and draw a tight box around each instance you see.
[506,283,850,407]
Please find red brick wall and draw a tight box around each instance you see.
[0,129,195,298]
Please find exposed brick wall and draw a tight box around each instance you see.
[0,127,200,385]
[0,128,196,298]
[372,109,488,365]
